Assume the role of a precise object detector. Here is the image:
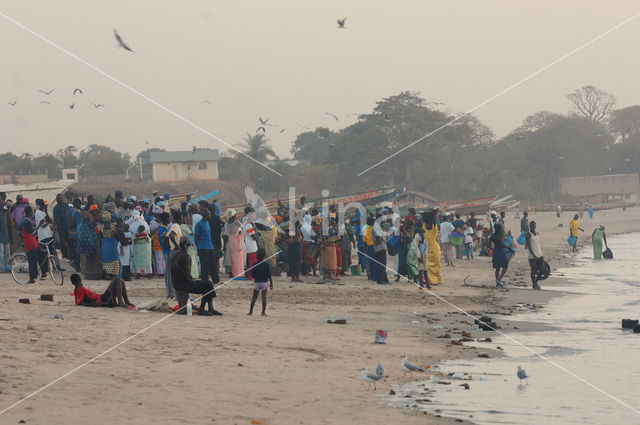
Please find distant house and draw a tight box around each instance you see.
[140,149,220,182]
[560,173,640,204]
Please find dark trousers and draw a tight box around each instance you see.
[367,245,376,281]
[198,249,219,284]
[529,257,544,285]
[182,280,215,303]
[374,249,388,283]
[57,228,70,259]
[26,248,38,281]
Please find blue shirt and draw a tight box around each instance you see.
[194,219,213,250]
[158,225,170,255]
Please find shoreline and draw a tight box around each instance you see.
[0,208,638,424]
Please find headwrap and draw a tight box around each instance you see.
[223,208,236,220]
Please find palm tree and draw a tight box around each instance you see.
[237,133,277,162]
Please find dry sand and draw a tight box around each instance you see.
[0,207,638,425]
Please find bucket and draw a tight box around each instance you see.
[375,329,388,344]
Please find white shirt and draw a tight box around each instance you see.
[35,209,53,240]
[440,221,455,243]
[464,227,474,243]
[191,213,202,231]
[243,222,258,253]
[168,223,182,251]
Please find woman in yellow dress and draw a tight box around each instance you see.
[422,210,442,285]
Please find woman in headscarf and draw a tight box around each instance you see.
[592,225,608,260]
[128,208,149,235]
[223,209,245,279]
[131,221,153,278]
[300,214,318,276]
[320,216,339,283]
[98,210,119,277]
[76,211,100,276]
[422,210,442,285]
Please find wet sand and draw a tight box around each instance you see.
[0,207,638,424]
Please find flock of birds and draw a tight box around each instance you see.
[7,87,104,110]
[361,355,529,391]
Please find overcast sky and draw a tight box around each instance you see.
[2,0,640,159]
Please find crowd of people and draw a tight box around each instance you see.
[1,187,619,315]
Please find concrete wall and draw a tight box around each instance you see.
[0,174,48,185]
[560,174,640,200]
[152,161,219,182]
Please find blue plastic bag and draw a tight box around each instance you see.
[567,235,577,246]
[517,231,526,246]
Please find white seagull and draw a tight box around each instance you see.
[361,367,383,391]
[517,366,528,385]
[401,355,425,378]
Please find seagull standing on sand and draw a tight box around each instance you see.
[517,366,528,385]
[401,355,425,378]
[361,368,383,391]
[114,29,134,52]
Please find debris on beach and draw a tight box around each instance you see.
[621,319,638,329]
[18,298,30,304]
[40,294,53,302]
[477,353,491,358]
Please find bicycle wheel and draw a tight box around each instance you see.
[10,253,31,285]
[48,256,64,286]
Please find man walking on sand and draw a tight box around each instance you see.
[525,221,543,290]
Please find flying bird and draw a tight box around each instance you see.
[337,17,347,28]
[401,355,426,378]
[39,88,55,95]
[259,117,270,125]
[517,366,528,385]
[361,368,383,391]
[257,126,266,133]
[91,103,104,108]
[114,29,134,52]
[202,100,212,104]
[40,101,50,105]
[8,100,16,106]
[602,145,610,152]
[73,88,82,95]
[279,128,286,133]
[326,112,339,121]
[68,103,75,109]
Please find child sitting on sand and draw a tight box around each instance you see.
[71,273,133,308]
[248,248,273,316]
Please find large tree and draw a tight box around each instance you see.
[566,85,616,123]
[237,133,277,162]
[78,144,131,176]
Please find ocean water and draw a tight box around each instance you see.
[385,233,640,424]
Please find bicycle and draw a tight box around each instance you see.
[10,239,64,286]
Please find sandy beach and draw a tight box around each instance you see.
[1,207,638,425]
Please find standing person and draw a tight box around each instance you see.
[488,211,499,234]
[468,211,478,230]
[207,204,223,276]
[131,225,153,278]
[569,214,584,252]
[556,203,562,218]
[588,205,594,220]
[373,221,389,285]
[452,213,464,260]
[0,200,11,273]
[491,223,509,288]
[157,212,175,297]
[592,225,608,260]
[406,231,420,284]
[223,209,246,280]
[520,211,530,233]
[286,222,303,282]
[300,214,317,277]
[195,209,219,284]
[34,200,57,279]
[21,206,40,283]
[340,219,352,276]
[115,222,132,281]
[68,198,83,272]
[525,221,543,290]
[422,210,442,285]
[248,248,273,316]
[513,205,520,219]
[463,223,474,260]
[242,208,258,279]
[76,211,100,276]
[53,194,70,259]
[98,211,120,277]
[179,217,199,280]
[363,216,376,280]
[440,214,455,267]
[259,222,277,268]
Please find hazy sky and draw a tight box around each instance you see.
[3,1,640,159]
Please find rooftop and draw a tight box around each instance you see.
[145,149,220,164]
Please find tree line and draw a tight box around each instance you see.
[4,85,639,202]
